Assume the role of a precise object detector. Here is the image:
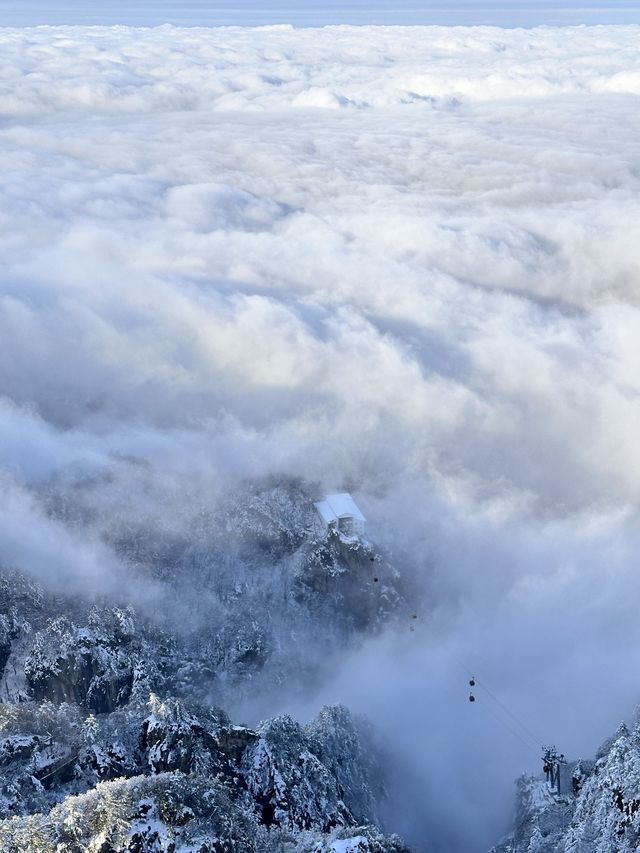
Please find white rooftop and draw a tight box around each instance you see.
[315,500,336,525]
[314,492,366,524]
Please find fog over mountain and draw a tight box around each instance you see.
[1,21,640,853]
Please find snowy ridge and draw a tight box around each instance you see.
[492,718,640,852]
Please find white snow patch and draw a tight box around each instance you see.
[330,837,368,852]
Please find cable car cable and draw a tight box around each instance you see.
[453,657,545,751]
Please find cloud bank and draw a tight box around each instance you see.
[2,22,640,851]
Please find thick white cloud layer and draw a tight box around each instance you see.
[2,25,640,116]
[1,23,640,851]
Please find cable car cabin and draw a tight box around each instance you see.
[314,492,366,541]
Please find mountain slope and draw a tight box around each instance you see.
[492,720,640,852]
[0,480,413,852]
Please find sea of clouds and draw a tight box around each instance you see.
[2,22,640,851]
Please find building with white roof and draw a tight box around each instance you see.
[314,492,366,539]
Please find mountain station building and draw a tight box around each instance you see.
[314,492,366,538]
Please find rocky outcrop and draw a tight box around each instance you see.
[0,735,41,768]
[24,611,136,713]
[139,695,257,794]
[0,612,24,682]
[26,648,133,712]
[293,532,401,633]
[0,618,12,680]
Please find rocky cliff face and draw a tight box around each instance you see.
[25,614,136,713]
